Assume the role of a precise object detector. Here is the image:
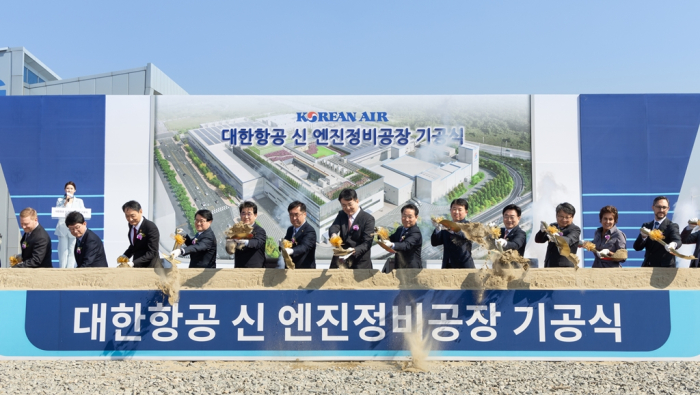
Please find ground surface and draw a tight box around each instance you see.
[0,360,695,394]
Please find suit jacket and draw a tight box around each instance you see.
[183,227,217,269]
[535,223,581,268]
[235,223,266,268]
[633,219,682,267]
[284,222,316,269]
[123,218,161,268]
[500,225,526,257]
[681,226,700,268]
[75,228,108,268]
[389,225,422,269]
[431,219,474,269]
[55,197,85,237]
[592,226,627,268]
[16,224,52,268]
[328,209,375,269]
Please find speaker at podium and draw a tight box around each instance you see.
[52,191,90,268]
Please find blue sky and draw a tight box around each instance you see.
[3,1,699,95]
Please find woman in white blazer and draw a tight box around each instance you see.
[55,181,84,268]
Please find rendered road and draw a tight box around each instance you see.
[157,138,237,259]
[476,143,531,160]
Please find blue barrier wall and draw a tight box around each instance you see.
[579,94,700,267]
[0,96,106,265]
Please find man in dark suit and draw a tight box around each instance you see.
[171,209,217,268]
[13,207,52,268]
[65,211,108,268]
[681,217,700,268]
[328,188,375,269]
[379,203,423,269]
[119,200,161,268]
[633,196,682,267]
[431,198,474,269]
[495,204,527,256]
[535,202,581,268]
[233,201,267,268]
[281,201,316,269]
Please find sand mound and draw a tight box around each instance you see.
[1,267,698,291]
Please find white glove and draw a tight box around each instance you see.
[577,239,585,248]
[689,218,698,225]
[380,240,394,249]
[640,227,651,239]
[331,233,338,239]
[284,248,294,255]
[170,249,182,258]
[175,228,184,234]
[540,222,547,233]
[434,224,446,232]
[237,239,249,247]
[599,249,611,257]
[339,247,355,260]
[665,242,677,252]
[487,221,497,228]
[495,239,507,248]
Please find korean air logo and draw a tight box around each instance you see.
[296,111,388,123]
[300,112,318,122]
[0,79,6,96]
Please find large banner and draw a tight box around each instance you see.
[1,288,696,359]
[1,94,699,269]
[153,96,533,266]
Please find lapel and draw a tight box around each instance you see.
[658,219,668,233]
[78,229,87,246]
[296,222,307,240]
[130,220,145,246]
[396,226,403,240]
[505,226,519,240]
[351,210,362,233]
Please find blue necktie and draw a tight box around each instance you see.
[654,221,660,229]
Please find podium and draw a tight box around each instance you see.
[51,207,92,220]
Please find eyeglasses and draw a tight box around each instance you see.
[194,219,208,224]
[654,205,669,210]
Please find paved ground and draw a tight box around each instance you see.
[0,360,695,394]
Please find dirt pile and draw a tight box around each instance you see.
[0,267,697,290]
